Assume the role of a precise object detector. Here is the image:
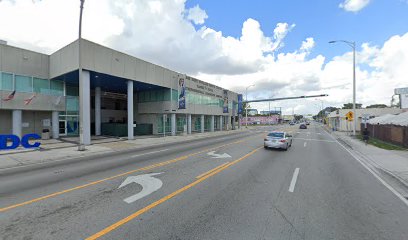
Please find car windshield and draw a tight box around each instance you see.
[268,132,284,138]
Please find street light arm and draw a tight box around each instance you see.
[329,40,355,49]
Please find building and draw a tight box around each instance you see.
[0,39,240,145]
[259,109,281,115]
[327,108,403,132]
[247,109,258,116]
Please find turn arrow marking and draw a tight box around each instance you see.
[118,173,163,204]
[207,151,231,158]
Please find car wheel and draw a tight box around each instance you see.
[283,144,288,151]
[264,145,267,149]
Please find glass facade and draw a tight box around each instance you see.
[138,89,178,103]
[0,72,66,97]
[157,115,171,134]
[187,92,223,107]
[0,73,14,91]
[177,116,186,132]
[33,77,49,94]
[50,80,64,96]
[15,75,32,92]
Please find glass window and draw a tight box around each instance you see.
[66,96,79,114]
[33,78,49,94]
[15,75,32,92]
[66,85,79,96]
[267,132,284,138]
[1,72,14,90]
[172,89,178,102]
[50,80,64,96]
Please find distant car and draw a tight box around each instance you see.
[306,121,310,125]
[264,131,293,150]
[299,123,307,129]
[289,121,295,125]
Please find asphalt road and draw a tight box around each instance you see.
[1,123,408,240]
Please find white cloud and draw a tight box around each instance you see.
[186,5,208,25]
[339,0,371,12]
[0,0,407,115]
[300,37,315,52]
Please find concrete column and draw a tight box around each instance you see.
[187,114,192,134]
[210,115,215,132]
[52,111,59,139]
[12,110,22,138]
[127,81,134,140]
[238,115,242,129]
[219,116,223,131]
[201,115,205,133]
[171,113,176,136]
[79,70,91,145]
[95,87,101,136]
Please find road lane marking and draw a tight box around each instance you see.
[304,142,307,147]
[293,137,336,143]
[195,162,230,179]
[321,126,408,207]
[207,151,231,158]
[0,135,262,213]
[118,173,163,204]
[288,168,300,193]
[131,149,169,158]
[85,147,263,240]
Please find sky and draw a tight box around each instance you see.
[0,0,407,115]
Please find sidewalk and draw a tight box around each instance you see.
[328,128,408,188]
[0,130,245,170]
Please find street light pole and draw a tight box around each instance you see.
[245,84,255,128]
[78,0,85,150]
[329,40,356,135]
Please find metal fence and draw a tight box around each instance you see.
[362,123,408,148]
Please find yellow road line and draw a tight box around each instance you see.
[0,136,257,213]
[85,146,263,240]
[195,162,230,179]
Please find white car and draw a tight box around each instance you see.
[264,131,293,150]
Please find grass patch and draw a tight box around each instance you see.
[355,134,407,151]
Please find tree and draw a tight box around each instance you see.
[391,95,401,108]
[366,104,387,108]
[342,103,362,109]
[294,115,303,121]
[314,106,338,119]
[242,102,251,115]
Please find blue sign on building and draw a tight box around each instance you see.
[0,134,41,150]
[238,94,243,114]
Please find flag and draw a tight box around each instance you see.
[24,94,36,105]
[2,90,16,101]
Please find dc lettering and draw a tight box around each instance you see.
[0,134,41,150]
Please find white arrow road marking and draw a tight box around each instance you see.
[118,173,163,204]
[304,142,307,147]
[207,151,231,158]
[288,168,300,193]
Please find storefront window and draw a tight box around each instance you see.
[15,75,32,92]
[0,72,14,91]
[33,78,49,94]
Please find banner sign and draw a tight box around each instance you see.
[223,90,229,113]
[238,94,243,114]
[0,134,41,150]
[178,76,186,109]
